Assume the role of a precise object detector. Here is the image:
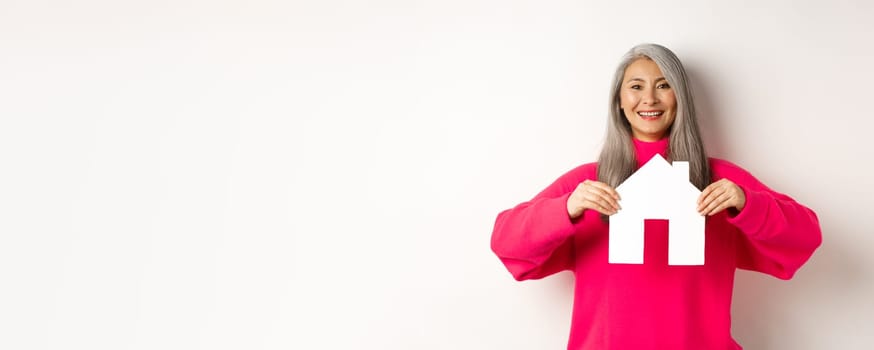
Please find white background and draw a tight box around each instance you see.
[1,0,871,349]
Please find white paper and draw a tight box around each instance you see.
[608,154,705,265]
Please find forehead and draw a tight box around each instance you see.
[623,58,665,79]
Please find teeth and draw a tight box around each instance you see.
[639,111,662,117]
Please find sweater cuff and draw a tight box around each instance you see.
[540,192,579,238]
[726,186,768,238]
[532,193,580,242]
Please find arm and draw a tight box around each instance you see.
[490,164,597,281]
[714,160,822,279]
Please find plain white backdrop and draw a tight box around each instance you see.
[1,0,872,349]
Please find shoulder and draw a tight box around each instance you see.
[708,157,764,188]
[561,162,599,181]
[709,157,747,175]
[547,162,599,192]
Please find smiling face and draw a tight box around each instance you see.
[619,58,677,141]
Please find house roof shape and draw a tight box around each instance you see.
[609,153,705,265]
[615,154,701,217]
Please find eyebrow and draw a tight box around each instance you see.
[625,77,668,83]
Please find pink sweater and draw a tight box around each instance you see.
[491,138,822,349]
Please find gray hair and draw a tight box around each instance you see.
[597,43,711,192]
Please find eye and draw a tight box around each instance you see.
[657,83,671,89]
[629,84,642,90]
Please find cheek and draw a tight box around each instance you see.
[620,92,637,109]
[662,91,677,108]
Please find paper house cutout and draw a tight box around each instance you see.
[609,154,705,265]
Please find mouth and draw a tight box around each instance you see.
[637,110,663,121]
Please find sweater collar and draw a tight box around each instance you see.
[633,137,669,168]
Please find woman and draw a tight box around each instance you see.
[490,43,822,349]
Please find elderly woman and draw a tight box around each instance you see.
[490,43,821,349]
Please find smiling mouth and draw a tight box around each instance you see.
[637,111,663,120]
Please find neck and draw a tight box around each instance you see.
[633,137,669,168]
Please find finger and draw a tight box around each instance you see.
[582,198,614,216]
[586,181,621,201]
[707,201,732,216]
[698,190,720,215]
[700,179,730,202]
[723,193,743,213]
[698,185,726,212]
[583,187,619,213]
[584,190,619,213]
[701,191,725,215]
[698,182,718,206]
[703,191,732,216]
[585,186,620,211]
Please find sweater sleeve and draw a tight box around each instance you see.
[490,164,596,281]
[714,160,823,280]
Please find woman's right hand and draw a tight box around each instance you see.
[566,180,621,219]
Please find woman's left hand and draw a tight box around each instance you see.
[697,179,746,216]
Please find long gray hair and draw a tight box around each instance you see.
[597,43,711,191]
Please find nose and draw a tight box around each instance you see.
[642,89,659,105]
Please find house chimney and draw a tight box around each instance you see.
[672,161,690,181]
